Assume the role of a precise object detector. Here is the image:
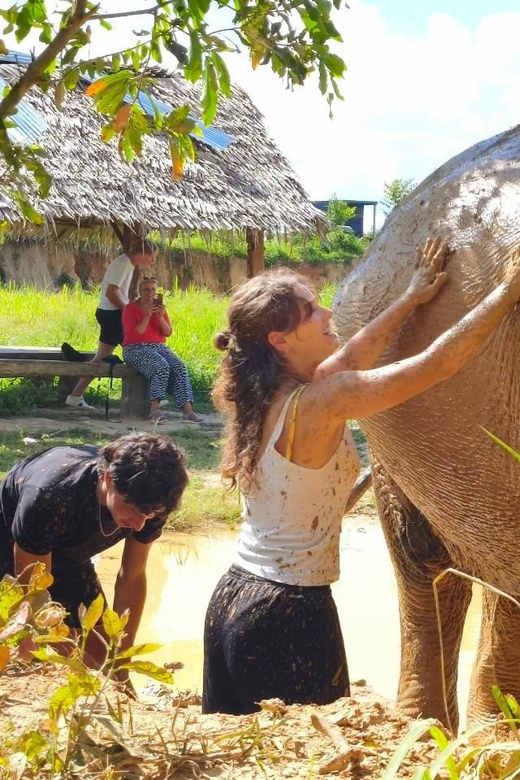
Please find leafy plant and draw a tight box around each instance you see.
[381,177,416,215]
[0,0,347,216]
[0,565,173,775]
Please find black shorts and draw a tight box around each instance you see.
[96,308,123,347]
[202,565,349,715]
[0,545,104,629]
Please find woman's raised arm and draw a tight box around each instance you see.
[313,245,520,422]
[315,237,448,379]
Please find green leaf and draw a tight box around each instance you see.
[39,24,52,44]
[428,725,459,780]
[211,53,231,97]
[381,720,438,780]
[481,427,520,462]
[21,730,47,761]
[114,642,162,661]
[102,608,123,640]
[63,68,80,91]
[493,685,520,734]
[48,682,78,719]
[185,29,203,82]
[201,59,218,126]
[54,80,66,109]
[118,660,174,684]
[32,647,87,674]
[81,593,104,634]
[15,7,32,43]
[318,61,327,94]
[100,18,112,30]
[324,52,346,78]
[165,36,188,65]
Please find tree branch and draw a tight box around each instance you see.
[91,5,162,21]
[0,0,100,121]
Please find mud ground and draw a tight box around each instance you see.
[0,664,442,779]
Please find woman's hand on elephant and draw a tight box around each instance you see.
[406,237,449,305]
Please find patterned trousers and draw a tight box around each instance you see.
[123,343,194,408]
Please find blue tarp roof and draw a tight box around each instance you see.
[132,89,233,152]
[0,74,48,144]
[0,50,234,150]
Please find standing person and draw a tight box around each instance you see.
[122,277,202,423]
[0,433,188,665]
[203,238,520,715]
[65,240,155,410]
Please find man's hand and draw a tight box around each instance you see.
[406,237,449,306]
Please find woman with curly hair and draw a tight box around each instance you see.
[203,238,520,715]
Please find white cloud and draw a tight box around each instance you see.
[224,2,520,208]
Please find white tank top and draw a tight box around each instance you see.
[234,387,361,586]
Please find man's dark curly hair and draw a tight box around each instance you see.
[98,433,188,515]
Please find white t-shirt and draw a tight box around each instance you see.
[98,254,135,311]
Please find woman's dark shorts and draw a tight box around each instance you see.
[202,564,349,715]
[96,308,123,348]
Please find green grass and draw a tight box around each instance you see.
[0,284,229,414]
[0,283,340,415]
[0,428,241,532]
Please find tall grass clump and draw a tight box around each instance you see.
[0,284,100,349]
[163,283,228,394]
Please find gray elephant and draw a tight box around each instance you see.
[333,126,520,733]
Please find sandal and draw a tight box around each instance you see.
[182,411,203,423]
[150,410,169,424]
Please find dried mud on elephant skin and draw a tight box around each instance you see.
[0,668,441,779]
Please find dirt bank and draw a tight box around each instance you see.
[0,664,440,779]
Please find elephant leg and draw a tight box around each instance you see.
[467,590,520,726]
[371,456,472,733]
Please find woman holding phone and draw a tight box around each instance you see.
[122,278,202,423]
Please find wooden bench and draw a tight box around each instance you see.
[0,347,149,420]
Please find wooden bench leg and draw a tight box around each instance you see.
[121,373,150,421]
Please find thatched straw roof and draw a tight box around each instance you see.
[0,56,326,235]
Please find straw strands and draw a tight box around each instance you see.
[0,60,326,236]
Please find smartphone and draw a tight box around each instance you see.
[154,292,163,306]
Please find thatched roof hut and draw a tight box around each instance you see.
[0,53,326,273]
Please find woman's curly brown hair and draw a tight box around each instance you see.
[212,269,313,492]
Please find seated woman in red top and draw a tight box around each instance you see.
[122,278,202,423]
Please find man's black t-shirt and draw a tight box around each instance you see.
[0,445,166,570]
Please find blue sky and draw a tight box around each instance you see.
[6,1,520,226]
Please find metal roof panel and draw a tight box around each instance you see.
[0,75,48,144]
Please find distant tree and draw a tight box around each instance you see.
[381,178,416,215]
[0,0,347,223]
[326,195,356,227]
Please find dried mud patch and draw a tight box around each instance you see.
[0,666,440,779]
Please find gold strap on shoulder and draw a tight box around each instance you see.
[285,385,306,462]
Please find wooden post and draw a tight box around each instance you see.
[120,373,150,421]
[246,228,265,277]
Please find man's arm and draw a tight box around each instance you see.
[14,543,52,585]
[113,537,152,654]
[105,283,128,310]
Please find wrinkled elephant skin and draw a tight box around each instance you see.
[333,126,520,732]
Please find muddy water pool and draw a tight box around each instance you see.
[97,518,481,714]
